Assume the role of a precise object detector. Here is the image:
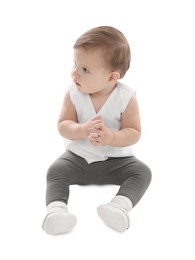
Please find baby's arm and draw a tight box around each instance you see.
[58,91,92,140]
[89,95,141,147]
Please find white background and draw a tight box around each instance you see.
[0,0,194,259]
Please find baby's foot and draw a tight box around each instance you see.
[42,201,77,235]
[97,195,132,232]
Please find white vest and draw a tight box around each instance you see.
[64,81,135,164]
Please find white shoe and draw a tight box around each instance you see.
[97,196,132,232]
[42,201,77,235]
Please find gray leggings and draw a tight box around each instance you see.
[46,150,152,207]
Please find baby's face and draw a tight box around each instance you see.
[71,47,112,95]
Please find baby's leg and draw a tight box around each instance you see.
[43,151,85,235]
[97,157,152,232]
[45,155,71,206]
[116,157,152,207]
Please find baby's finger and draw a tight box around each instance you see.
[88,135,100,146]
[89,132,99,138]
[92,122,104,129]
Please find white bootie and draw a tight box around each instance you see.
[97,195,133,232]
[42,201,77,235]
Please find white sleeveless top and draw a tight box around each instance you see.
[64,81,135,164]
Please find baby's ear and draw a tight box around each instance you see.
[108,71,120,82]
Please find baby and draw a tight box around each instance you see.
[42,26,152,234]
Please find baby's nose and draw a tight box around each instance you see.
[72,68,80,79]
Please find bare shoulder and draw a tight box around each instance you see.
[121,95,141,132]
[58,90,77,123]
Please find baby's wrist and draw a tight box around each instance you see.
[80,123,89,139]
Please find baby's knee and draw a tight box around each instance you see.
[142,164,152,186]
[46,163,62,182]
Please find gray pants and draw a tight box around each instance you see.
[46,150,152,207]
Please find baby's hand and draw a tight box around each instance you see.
[88,116,113,146]
[88,116,103,145]
[80,115,103,140]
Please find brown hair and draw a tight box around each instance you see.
[73,26,131,78]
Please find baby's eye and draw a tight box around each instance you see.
[83,67,90,73]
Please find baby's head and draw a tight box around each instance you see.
[73,26,131,79]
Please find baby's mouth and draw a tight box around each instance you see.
[75,81,81,88]
[73,78,82,88]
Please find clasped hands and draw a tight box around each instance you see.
[87,115,114,146]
